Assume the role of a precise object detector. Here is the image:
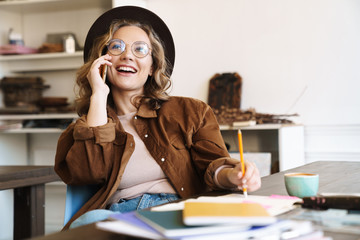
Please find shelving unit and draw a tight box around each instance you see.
[0,112,78,133]
[0,0,113,237]
[220,123,305,173]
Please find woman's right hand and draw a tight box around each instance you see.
[87,54,113,96]
[86,54,113,127]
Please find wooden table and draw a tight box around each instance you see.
[0,165,60,240]
[254,161,360,240]
[31,161,360,240]
[253,160,360,196]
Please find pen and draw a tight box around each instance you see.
[237,130,247,198]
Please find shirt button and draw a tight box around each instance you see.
[181,187,184,191]
[144,134,148,138]
[161,157,165,162]
[134,116,137,120]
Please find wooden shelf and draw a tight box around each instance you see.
[0,113,77,133]
[219,123,303,131]
[0,0,111,10]
[2,128,66,133]
[0,51,83,72]
[0,51,82,61]
[0,112,78,120]
[0,0,63,6]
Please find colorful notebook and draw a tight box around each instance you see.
[183,202,276,226]
[135,210,249,238]
[108,211,161,236]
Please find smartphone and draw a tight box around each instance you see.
[100,65,108,82]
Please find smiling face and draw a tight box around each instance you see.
[107,26,153,96]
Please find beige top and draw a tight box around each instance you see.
[107,112,176,204]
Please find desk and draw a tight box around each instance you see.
[32,161,360,240]
[253,160,360,196]
[255,161,360,240]
[0,165,60,240]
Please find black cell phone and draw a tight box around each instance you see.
[302,196,360,210]
[100,65,107,82]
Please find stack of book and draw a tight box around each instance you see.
[95,194,330,240]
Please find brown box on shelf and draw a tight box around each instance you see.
[38,97,74,113]
[0,76,49,108]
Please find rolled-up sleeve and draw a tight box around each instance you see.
[54,116,117,185]
[189,103,239,190]
[73,117,116,143]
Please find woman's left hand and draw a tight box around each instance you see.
[227,161,261,192]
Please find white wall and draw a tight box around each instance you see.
[145,0,360,163]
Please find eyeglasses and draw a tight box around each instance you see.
[106,39,151,58]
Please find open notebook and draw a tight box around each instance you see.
[151,193,302,217]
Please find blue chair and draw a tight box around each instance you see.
[63,184,100,226]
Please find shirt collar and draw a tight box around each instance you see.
[136,102,158,118]
[107,102,157,120]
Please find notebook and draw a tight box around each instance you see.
[135,210,249,238]
[103,211,162,239]
[183,202,276,226]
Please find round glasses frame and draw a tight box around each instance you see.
[106,39,151,58]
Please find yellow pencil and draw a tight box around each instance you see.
[237,130,248,198]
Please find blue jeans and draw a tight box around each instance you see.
[69,193,180,229]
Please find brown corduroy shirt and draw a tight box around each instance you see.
[54,96,238,229]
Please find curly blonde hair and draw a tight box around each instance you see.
[75,19,172,116]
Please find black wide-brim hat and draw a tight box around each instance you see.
[83,6,175,76]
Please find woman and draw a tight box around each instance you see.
[55,6,261,230]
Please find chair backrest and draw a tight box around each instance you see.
[63,184,100,226]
